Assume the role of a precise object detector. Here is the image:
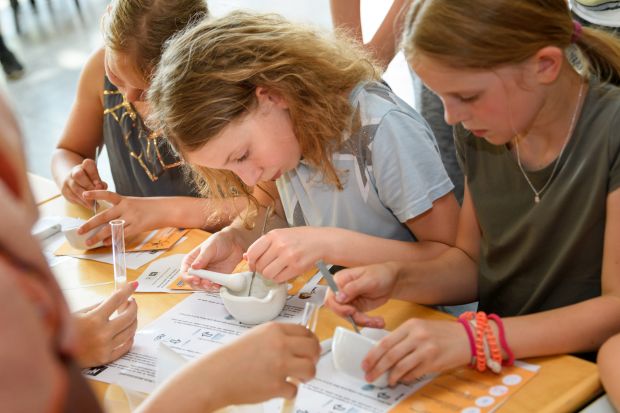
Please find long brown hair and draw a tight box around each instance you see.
[102,0,208,79]
[402,0,620,85]
[148,11,380,202]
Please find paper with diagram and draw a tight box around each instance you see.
[83,286,327,393]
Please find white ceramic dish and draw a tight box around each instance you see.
[331,326,390,387]
[219,272,287,325]
[63,224,105,250]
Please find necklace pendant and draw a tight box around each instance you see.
[534,195,540,203]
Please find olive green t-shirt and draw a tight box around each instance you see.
[455,81,620,317]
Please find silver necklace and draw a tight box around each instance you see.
[514,81,584,204]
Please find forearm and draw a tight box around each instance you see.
[330,0,363,42]
[503,295,620,358]
[51,148,84,188]
[391,247,479,305]
[153,196,247,232]
[599,333,620,408]
[366,0,409,69]
[322,227,451,266]
[136,356,222,413]
[367,0,409,69]
[330,0,407,70]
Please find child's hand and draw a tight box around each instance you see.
[78,191,161,247]
[61,158,108,209]
[72,281,138,367]
[324,263,400,328]
[180,230,245,291]
[202,322,320,408]
[245,226,324,282]
[362,319,471,386]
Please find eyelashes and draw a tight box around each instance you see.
[235,151,249,163]
[458,94,479,103]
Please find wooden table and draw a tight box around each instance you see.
[28,172,61,205]
[39,195,603,413]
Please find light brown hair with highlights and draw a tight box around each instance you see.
[402,0,620,85]
[102,0,208,79]
[148,11,380,202]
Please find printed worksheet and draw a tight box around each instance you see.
[390,361,539,413]
[284,352,539,413]
[135,254,194,293]
[84,286,327,393]
[290,350,432,413]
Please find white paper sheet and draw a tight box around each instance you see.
[84,286,327,394]
[150,336,431,413]
[291,348,432,413]
[155,342,187,384]
[135,254,195,293]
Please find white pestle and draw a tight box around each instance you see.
[188,269,249,292]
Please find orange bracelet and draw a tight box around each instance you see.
[461,311,503,373]
[484,318,502,373]
[475,312,489,372]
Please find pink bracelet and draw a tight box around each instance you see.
[488,313,514,366]
[457,316,476,367]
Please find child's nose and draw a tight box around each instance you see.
[443,102,465,126]
[236,164,262,187]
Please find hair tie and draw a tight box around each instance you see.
[571,20,583,43]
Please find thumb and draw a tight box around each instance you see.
[96,281,138,318]
[245,236,270,271]
[190,243,218,270]
[181,246,200,274]
[333,268,369,303]
[352,312,385,329]
[81,158,103,187]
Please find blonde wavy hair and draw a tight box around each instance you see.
[148,11,380,203]
[402,0,620,85]
[101,0,208,79]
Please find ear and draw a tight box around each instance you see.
[532,46,564,85]
[255,86,289,110]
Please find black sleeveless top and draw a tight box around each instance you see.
[102,76,199,197]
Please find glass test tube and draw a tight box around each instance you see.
[110,219,127,290]
[281,301,320,413]
[301,301,319,333]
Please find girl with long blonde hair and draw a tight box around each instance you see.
[0,91,319,411]
[149,11,459,286]
[325,0,620,390]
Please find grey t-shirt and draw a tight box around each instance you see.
[102,76,199,198]
[456,80,620,316]
[276,81,453,242]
